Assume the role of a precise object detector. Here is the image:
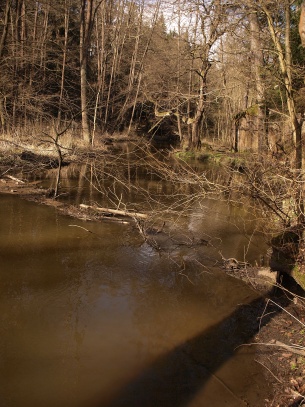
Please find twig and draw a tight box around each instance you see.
[274,340,305,357]
[273,283,305,307]
[178,271,195,285]
[177,260,195,285]
[194,259,212,274]
[68,224,103,239]
[290,389,305,401]
[254,358,282,383]
[0,168,11,177]
[238,341,305,357]
[187,349,248,406]
[258,298,276,331]
[208,372,248,405]
[267,299,305,328]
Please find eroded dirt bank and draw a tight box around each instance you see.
[224,266,305,407]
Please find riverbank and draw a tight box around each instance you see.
[255,296,305,407]
[224,265,305,407]
[0,147,305,407]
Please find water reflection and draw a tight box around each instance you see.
[0,194,272,407]
[26,156,268,267]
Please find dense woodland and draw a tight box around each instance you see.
[0,0,305,154]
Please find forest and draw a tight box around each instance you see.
[1,3,305,404]
[0,0,305,154]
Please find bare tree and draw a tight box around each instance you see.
[80,0,93,144]
[261,1,303,171]
[176,0,233,149]
[249,4,267,152]
[299,0,305,46]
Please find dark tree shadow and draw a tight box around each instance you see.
[89,276,305,407]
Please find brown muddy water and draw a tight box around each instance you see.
[0,163,273,407]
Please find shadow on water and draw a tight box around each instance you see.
[9,158,305,406]
[95,278,305,407]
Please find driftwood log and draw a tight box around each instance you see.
[79,204,148,220]
[5,175,25,184]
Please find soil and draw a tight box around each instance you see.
[224,266,305,407]
[1,155,305,407]
[255,303,305,407]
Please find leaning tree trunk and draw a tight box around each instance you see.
[262,1,305,291]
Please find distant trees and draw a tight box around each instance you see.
[185,0,232,149]
[0,0,304,151]
[211,0,305,155]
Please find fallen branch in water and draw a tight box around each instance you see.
[254,359,282,383]
[79,203,147,219]
[5,174,25,184]
[219,251,250,270]
[68,224,103,239]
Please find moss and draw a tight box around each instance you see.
[197,153,212,162]
[174,150,196,160]
[290,361,298,371]
[212,153,224,163]
[291,265,305,290]
[246,104,259,116]
[173,146,259,171]
[174,149,217,162]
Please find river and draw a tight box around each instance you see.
[0,155,273,407]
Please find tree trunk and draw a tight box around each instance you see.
[263,3,302,170]
[80,0,93,144]
[264,2,304,225]
[299,1,305,47]
[0,0,11,59]
[58,0,70,126]
[249,8,267,152]
[190,66,208,150]
[191,97,204,149]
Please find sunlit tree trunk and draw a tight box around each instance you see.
[263,2,302,169]
[104,0,128,126]
[92,1,108,142]
[187,0,228,150]
[263,1,303,222]
[40,3,49,87]
[29,2,38,87]
[58,0,70,126]
[249,7,267,152]
[127,0,161,133]
[80,0,93,144]
[0,0,11,131]
[116,1,144,129]
[191,63,210,149]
